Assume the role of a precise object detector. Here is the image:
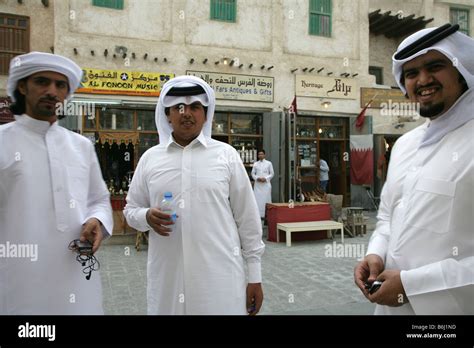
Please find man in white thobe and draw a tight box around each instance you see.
[0,52,112,314]
[251,150,274,218]
[124,76,265,315]
[319,158,329,192]
[354,24,474,314]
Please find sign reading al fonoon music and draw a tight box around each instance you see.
[76,68,175,97]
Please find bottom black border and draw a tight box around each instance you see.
[0,315,472,345]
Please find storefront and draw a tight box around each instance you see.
[289,74,358,204]
[81,105,158,194]
[292,115,350,202]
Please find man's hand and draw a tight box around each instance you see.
[257,177,266,183]
[146,208,174,236]
[354,254,384,299]
[80,218,104,253]
[246,283,263,316]
[369,269,409,307]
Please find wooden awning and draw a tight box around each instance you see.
[369,9,434,38]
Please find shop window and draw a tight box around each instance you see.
[212,113,229,135]
[0,13,29,75]
[211,112,263,175]
[99,108,133,130]
[450,8,470,36]
[309,0,332,37]
[230,113,262,135]
[230,136,263,164]
[92,0,124,10]
[210,0,236,22]
[318,117,345,140]
[137,110,156,131]
[84,112,97,129]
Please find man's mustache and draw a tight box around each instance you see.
[39,96,60,103]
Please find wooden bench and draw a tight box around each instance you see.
[277,220,345,247]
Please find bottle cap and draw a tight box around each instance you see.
[164,192,173,199]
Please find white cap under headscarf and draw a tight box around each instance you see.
[156,75,216,144]
[7,51,83,102]
[392,27,474,94]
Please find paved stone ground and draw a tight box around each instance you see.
[97,212,378,315]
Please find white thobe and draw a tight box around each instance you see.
[251,159,274,218]
[367,90,474,315]
[124,132,265,315]
[0,115,112,314]
[319,159,329,181]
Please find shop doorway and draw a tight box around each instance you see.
[319,140,348,197]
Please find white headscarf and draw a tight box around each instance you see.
[155,75,216,144]
[7,51,83,102]
[392,27,474,94]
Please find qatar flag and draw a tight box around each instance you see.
[350,135,373,185]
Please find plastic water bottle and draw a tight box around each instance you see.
[160,192,177,232]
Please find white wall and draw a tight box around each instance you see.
[185,0,273,51]
[50,0,372,116]
[68,0,173,42]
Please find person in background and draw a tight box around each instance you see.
[251,149,274,219]
[319,158,330,192]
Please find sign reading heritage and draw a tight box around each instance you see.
[295,75,357,100]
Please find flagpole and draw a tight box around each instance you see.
[287,108,291,201]
[293,112,297,201]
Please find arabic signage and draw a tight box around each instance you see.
[295,75,357,100]
[360,87,407,108]
[0,97,14,123]
[186,71,274,102]
[76,68,175,97]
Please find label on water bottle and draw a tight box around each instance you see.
[162,210,176,222]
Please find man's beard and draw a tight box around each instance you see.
[419,102,445,119]
[34,99,58,117]
[35,107,56,117]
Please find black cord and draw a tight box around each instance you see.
[68,239,100,280]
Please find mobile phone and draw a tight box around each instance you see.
[75,240,93,254]
[368,280,383,294]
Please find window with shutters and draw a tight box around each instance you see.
[369,66,383,85]
[309,0,332,37]
[210,0,236,22]
[450,8,470,36]
[92,0,124,10]
[0,13,29,75]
